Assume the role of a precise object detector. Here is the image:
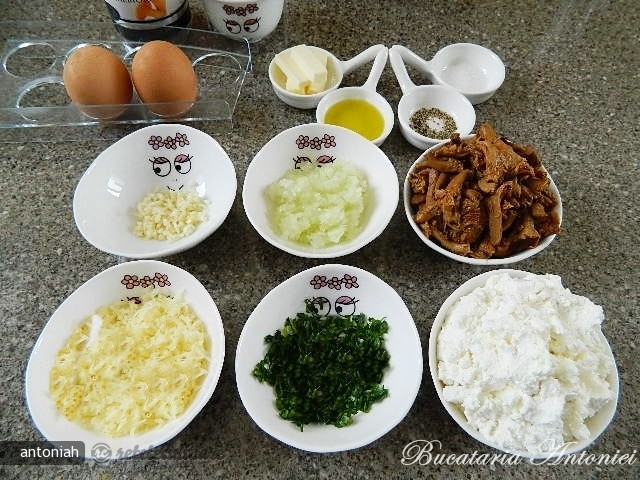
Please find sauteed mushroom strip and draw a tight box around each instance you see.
[408,124,561,259]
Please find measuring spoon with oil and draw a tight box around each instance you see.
[315,45,393,147]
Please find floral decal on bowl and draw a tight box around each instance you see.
[221,3,261,35]
[306,272,361,317]
[296,133,336,149]
[310,273,358,290]
[146,132,194,191]
[292,133,337,168]
[148,132,190,150]
[120,272,172,290]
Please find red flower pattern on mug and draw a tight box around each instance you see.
[327,276,343,290]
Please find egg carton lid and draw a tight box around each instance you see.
[0,21,252,141]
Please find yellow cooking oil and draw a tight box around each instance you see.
[323,98,384,141]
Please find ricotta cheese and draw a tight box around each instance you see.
[436,272,616,454]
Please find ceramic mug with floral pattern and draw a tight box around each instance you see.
[203,0,284,42]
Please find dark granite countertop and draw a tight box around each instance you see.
[1,1,638,479]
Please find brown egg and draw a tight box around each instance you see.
[63,45,132,119]
[131,40,198,117]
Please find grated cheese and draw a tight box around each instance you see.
[133,188,207,241]
[49,290,210,437]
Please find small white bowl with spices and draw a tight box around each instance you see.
[389,46,476,150]
[73,124,237,259]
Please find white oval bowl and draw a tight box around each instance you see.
[429,43,505,104]
[404,135,563,265]
[25,260,226,460]
[235,263,423,453]
[428,269,619,459]
[243,123,399,258]
[73,124,237,259]
[268,45,343,109]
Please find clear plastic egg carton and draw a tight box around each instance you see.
[0,21,251,135]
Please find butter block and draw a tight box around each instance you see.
[274,51,309,94]
[275,44,329,94]
[289,45,328,94]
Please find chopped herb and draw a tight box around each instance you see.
[252,300,390,430]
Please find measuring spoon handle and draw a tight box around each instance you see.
[389,45,436,93]
[340,44,385,77]
[362,46,388,91]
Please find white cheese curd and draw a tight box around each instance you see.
[436,272,615,454]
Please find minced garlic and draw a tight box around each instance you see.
[133,188,207,241]
[49,290,210,437]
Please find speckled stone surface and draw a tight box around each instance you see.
[1,1,638,479]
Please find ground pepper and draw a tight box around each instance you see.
[409,107,457,139]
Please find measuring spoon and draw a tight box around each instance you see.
[391,43,505,104]
[389,45,476,150]
[315,45,393,146]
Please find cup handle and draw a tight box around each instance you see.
[362,46,389,91]
[340,44,385,77]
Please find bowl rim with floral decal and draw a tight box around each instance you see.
[25,259,226,460]
[242,123,398,258]
[73,123,237,259]
[235,263,423,453]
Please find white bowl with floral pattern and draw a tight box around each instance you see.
[25,260,226,460]
[242,123,398,258]
[74,124,236,259]
[235,263,423,452]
